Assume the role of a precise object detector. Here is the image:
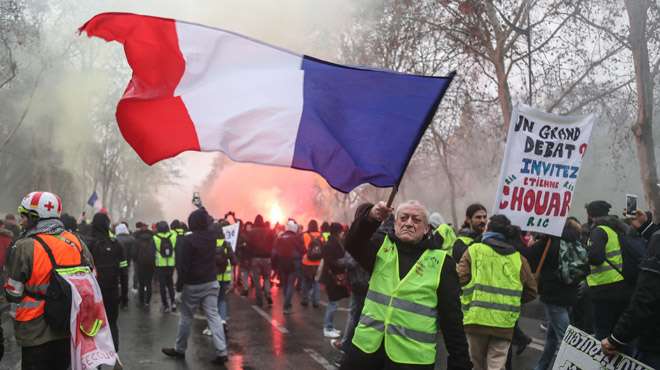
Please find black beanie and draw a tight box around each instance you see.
[585,200,611,218]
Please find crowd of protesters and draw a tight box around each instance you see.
[0,192,658,370]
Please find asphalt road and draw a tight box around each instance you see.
[0,282,549,370]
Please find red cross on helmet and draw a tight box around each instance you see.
[18,191,63,220]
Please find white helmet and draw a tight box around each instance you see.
[18,191,62,220]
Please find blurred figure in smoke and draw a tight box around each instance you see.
[236,221,253,296]
[133,222,155,308]
[272,220,305,314]
[452,203,487,262]
[247,215,274,307]
[301,220,323,308]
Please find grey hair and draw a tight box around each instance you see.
[395,200,429,224]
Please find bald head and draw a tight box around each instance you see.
[394,200,430,243]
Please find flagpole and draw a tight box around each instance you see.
[386,184,399,208]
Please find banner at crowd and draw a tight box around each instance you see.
[64,268,119,370]
[222,222,240,251]
[493,104,595,236]
[553,326,652,370]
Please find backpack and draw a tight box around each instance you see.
[607,234,647,285]
[158,235,174,258]
[32,235,87,333]
[306,234,324,261]
[556,240,589,285]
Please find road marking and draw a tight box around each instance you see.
[319,300,350,312]
[170,311,207,321]
[304,348,337,370]
[529,342,544,352]
[251,305,289,334]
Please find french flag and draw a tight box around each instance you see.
[80,13,454,192]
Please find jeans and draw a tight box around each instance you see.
[301,274,320,305]
[21,339,70,370]
[250,258,271,305]
[324,300,339,330]
[341,293,366,352]
[175,281,227,356]
[157,267,175,308]
[282,271,296,309]
[637,351,660,369]
[533,303,570,370]
[217,281,230,321]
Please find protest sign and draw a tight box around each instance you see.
[493,104,595,236]
[222,222,240,251]
[64,267,119,370]
[553,326,652,370]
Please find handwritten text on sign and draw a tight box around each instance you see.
[493,104,594,236]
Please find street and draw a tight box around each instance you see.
[0,283,548,370]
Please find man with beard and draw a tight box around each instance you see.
[452,204,487,262]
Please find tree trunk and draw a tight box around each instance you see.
[494,50,513,133]
[625,0,660,219]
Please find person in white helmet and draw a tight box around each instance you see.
[4,191,95,370]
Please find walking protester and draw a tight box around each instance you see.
[247,215,274,307]
[525,217,587,370]
[115,222,137,305]
[5,192,95,370]
[162,207,229,365]
[272,220,305,314]
[301,219,323,308]
[429,212,457,251]
[133,222,155,308]
[153,221,178,312]
[341,200,471,370]
[628,209,660,241]
[209,220,237,334]
[458,214,537,370]
[236,221,252,296]
[87,212,128,352]
[584,201,632,340]
[601,230,660,368]
[453,203,487,262]
[319,222,349,339]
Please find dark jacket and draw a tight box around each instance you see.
[345,205,472,370]
[177,208,218,286]
[322,234,349,301]
[247,226,274,259]
[115,234,136,265]
[636,217,660,241]
[87,214,128,302]
[215,240,238,278]
[587,216,633,302]
[610,237,660,354]
[272,230,305,274]
[524,226,581,307]
[133,229,155,271]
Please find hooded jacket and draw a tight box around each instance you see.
[345,205,472,370]
[87,213,127,300]
[176,208,218,285]
[247,215,274,258]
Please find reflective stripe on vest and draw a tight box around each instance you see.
[586,226,624,287]
[461,242,523,329]
[16,232,84,322]
[153,232,177,267]
[352,236,446,365]
[216,239,232,282]
[434,224,457,251]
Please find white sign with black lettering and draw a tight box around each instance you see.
[222,222,240,251]
[553,326,652,370]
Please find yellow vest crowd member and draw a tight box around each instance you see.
[153,221,178,312]
[343,200,472,370]
[452,203,488,262]
[457,214,537,370]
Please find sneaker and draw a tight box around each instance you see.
[330,338,343,351]
[283,307,292,315]
[202,327,212,336]
[163,306,171,313]
[540,322,548,332]
[312,303,320,309]
[162,347,185,358]
[301,301,308,307]
[240,290,248,297]
[171,302,177,312]
[211,355,228,365]
[324,328,341,338]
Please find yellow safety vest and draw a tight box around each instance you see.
[216,239,232,282]
[352,236,446,365]
[434,224,457,251]
[153,231,177,267]
[586,225,624,287]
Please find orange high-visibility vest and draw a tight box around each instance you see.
[302,231,323,266]
[16,231,84,322]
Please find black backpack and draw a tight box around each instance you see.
[306,234,324,261]
[32,235,88,333]
[158,235,174,258]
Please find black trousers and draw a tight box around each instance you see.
[157,267,175,307]
[340,342,435,370]
[102,288,120,352]
[22,339,70,370]
[138,265,154,305]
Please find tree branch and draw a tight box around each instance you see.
[566,77,634,114]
